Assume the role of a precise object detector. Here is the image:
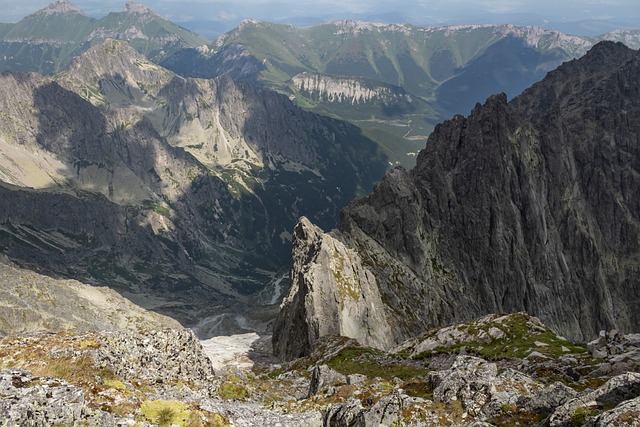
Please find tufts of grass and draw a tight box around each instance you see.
[572,406,599,426]
[218,381,250,400]
[30,354,96,387]
[325,345,430,381]
[140,400,190,427]
[103,379,126,391]
[79,339,101,349]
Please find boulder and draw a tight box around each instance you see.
[593,396,640,426]
[525,382,578,413]
[324,397,365,427]
[308,364,347,397]
[429,356,498,416]
[548,372,640,426]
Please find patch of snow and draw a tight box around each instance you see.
[200,332,261,370]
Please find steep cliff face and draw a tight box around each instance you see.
[274,41,640,356]
[292,73,405,105]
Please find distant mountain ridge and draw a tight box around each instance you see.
[3,3,640,168]
[161,20,640,166]
[0,0,207,74]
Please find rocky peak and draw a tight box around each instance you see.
[61,38,171,102]
[272,217,394,360]
[37,0,85,16]
[124,1,156,15]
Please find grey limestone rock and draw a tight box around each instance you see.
[593,396,640,426]
[525,382,578,413]
[308,364,347,397]
[429,356,498,416]
[94,328,216,386]
[272,217,395,360]
[0,369,115,426]
[324,391,424,427]
[548,372,640,426]
[427,354,580,421]
[324,397,365,427]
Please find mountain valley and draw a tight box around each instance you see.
[0,37,387,334]
[1,2,640,425]
[161,21,640,166]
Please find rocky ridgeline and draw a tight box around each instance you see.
[273,41,640,360]
[1,313,640,425]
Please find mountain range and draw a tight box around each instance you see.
[3,2,640,168]
[0,0,207,75]
[274,41,640,360]
[0,37,386,335]
[1,3,640,425]
[1,1,640,346]
[161,21,640,166]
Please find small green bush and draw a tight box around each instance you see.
[218,381,249,400]
[572,406,597,426]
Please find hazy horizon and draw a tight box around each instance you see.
[3,0,640,39]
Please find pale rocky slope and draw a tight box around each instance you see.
[0,257,180,336]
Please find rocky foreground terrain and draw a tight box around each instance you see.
[1,313,639,426]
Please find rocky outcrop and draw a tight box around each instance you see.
[587,330,640,362]
[592,396,640,426]
[272,217,394,360]
[94,329,216,385]
[308,364,347,397]
[0,328,325,426]
[323,391,425,427]
[0,369,114,426]
[547,372,640,426]
[5,312,639,427]
[268,314,640,426]
[292,72,402,104]
[275,41,640,353]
